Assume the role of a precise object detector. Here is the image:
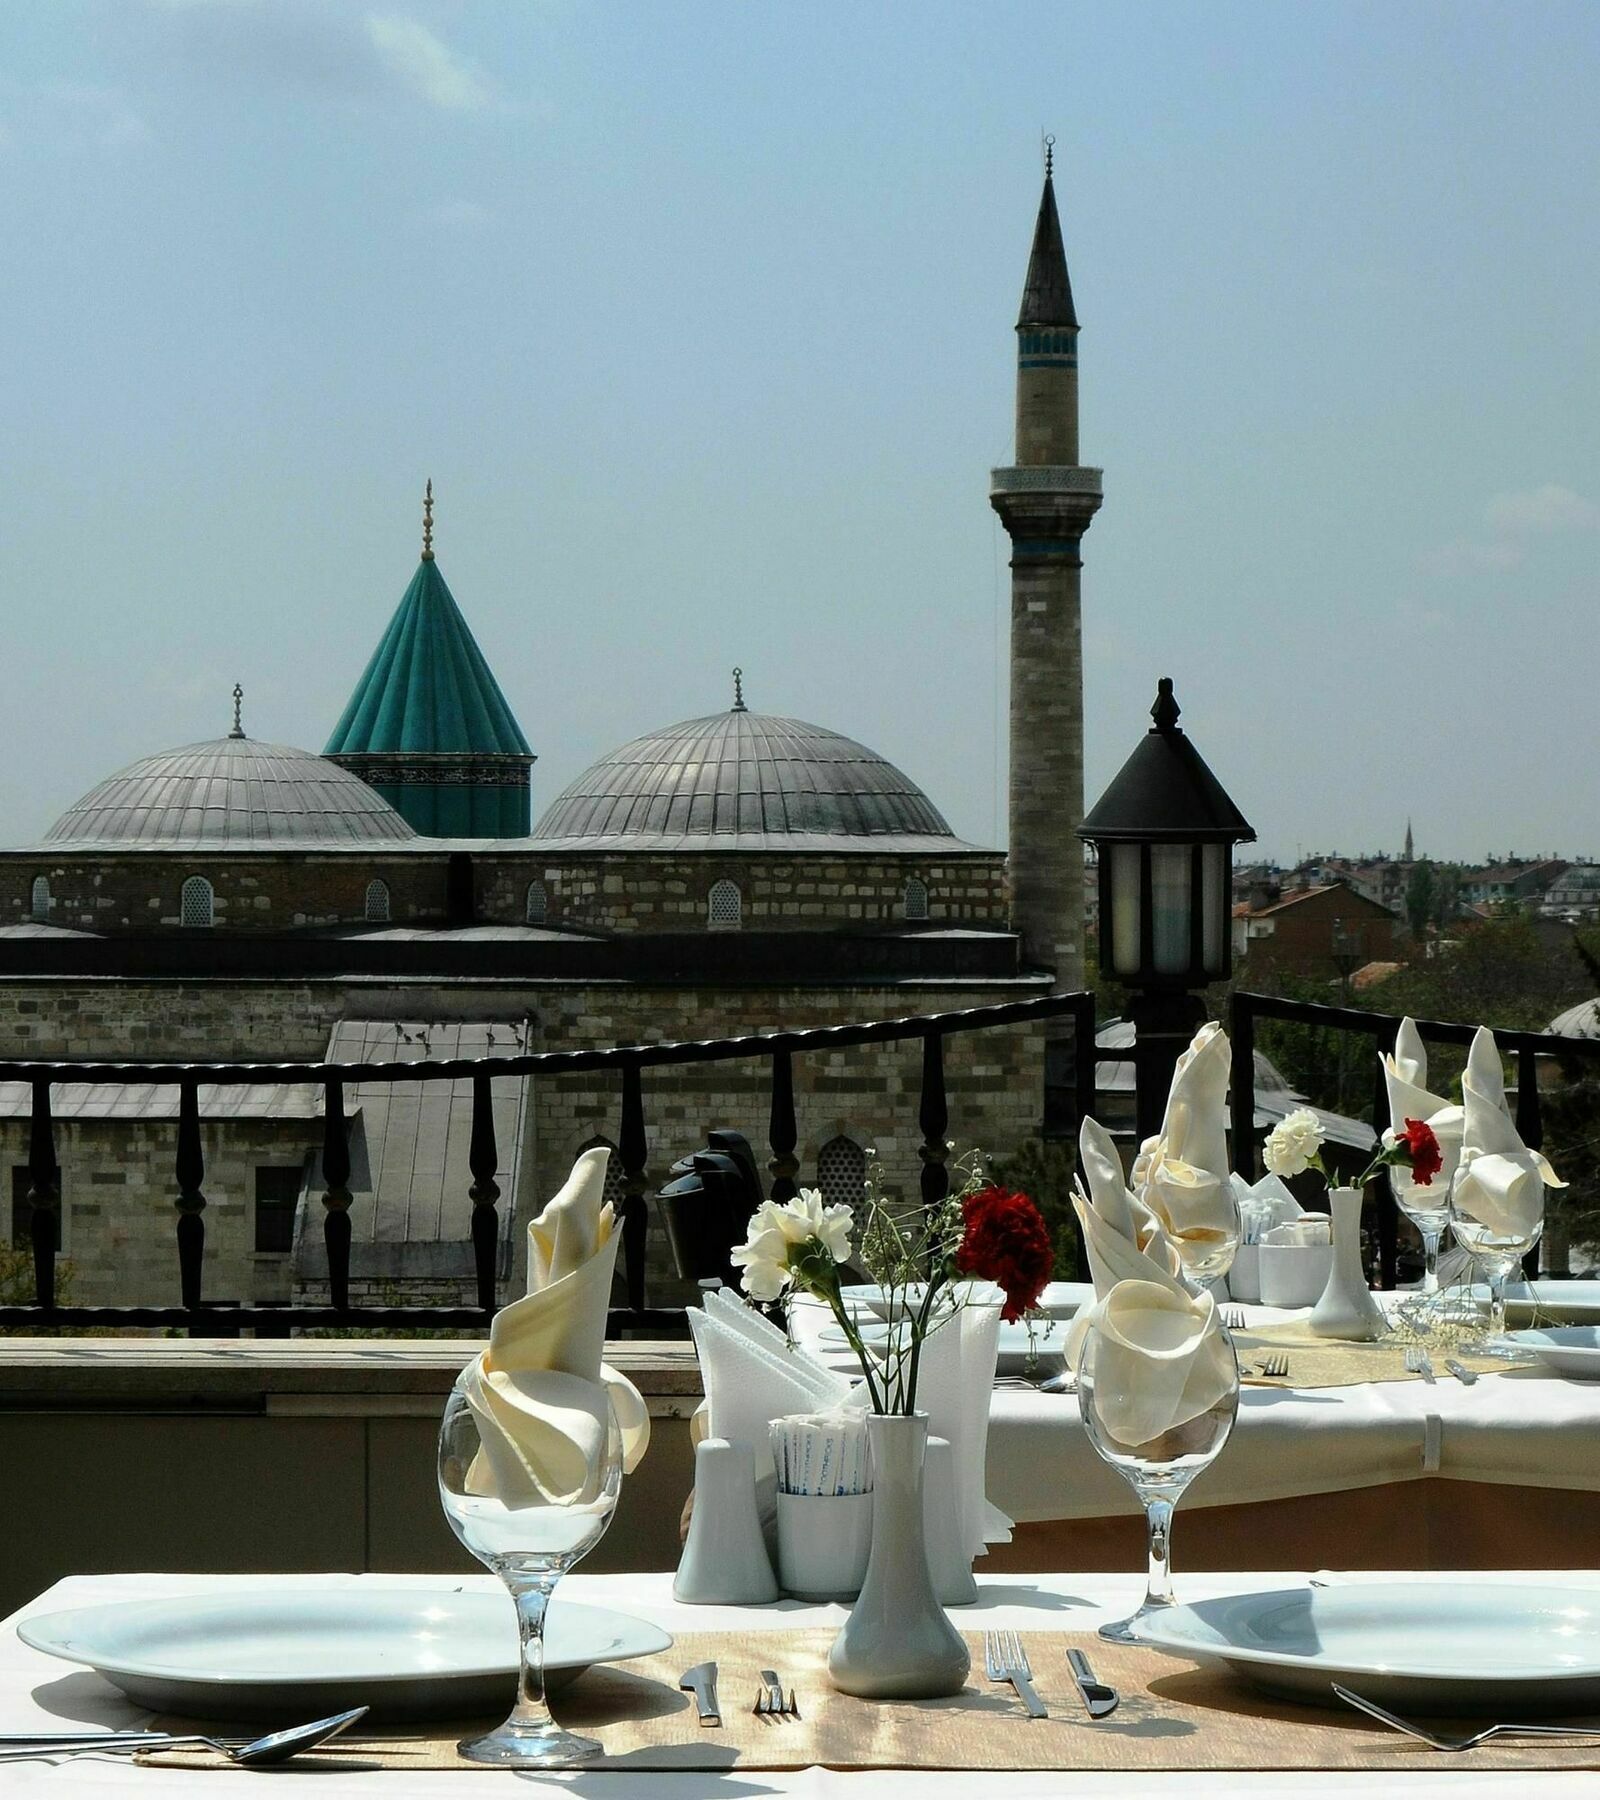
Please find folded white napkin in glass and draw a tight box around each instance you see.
[1454,1028,1564,1238]
[461,1147,651,1506]
[1382,1017,1464,1182]
[1132,1022,1237,1258]
[688,1286,859,1478]
[1074,1116,1183,1296]
[1070,1273,1235,1446]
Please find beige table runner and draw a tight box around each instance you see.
[1233,1323,1517,1390]
[141,1630,1600,1773]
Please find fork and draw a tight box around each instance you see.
[984,1629,1047,1718]
[1219,1306,1247,1331]
[1404,1347,1437,1384]
[1332,1683,1600,1751]
[753,1670,799,1720]
[1254,1352,1289,1378]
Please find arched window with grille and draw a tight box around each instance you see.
[816,1134,867,1209]
[526,880,548,925]
[903,876,929,921]
[364,878,391,923]
[29,876,51,922]
[180,876,214,928]
[707,879,742,929]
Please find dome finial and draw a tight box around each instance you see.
[229,683,245,739]
[421,478,435,561]
[1151,676,1181,733]
[731,667,747,712]
[1043,131,1055,180]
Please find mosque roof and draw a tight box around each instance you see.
[41,735,417,848]
[1017,169,1078,330]
[325,557,532,762]
[531,704,975,851]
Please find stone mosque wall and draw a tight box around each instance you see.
[0,849,1008,936]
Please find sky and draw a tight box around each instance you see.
[0,1,1596,865]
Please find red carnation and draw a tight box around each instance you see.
[955,1186,1054,1322]
[1397,1117,1443,1186]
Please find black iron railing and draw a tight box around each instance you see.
[1230,992,1600,1286]
[0,991,1097,1337]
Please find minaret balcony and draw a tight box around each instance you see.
[989,465,1103,497]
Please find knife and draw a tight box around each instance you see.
[1066,1647,1120,1719]
[679,1661,721,1727]
[1444,1357,1480,1386]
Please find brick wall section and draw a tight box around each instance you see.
[0,849,1007,936]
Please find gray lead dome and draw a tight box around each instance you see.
[532,711,959,849]
[45,737,417,847]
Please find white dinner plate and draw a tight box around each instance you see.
[1131,1582,1600,1715]
[841,1281,1090,1322]
[1502,1280,1600,1325]
[1498,1324,1600,1379]
[819,1316,1070,1370]
[19,1588,671,1722]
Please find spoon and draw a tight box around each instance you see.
[0,1705,369,1767]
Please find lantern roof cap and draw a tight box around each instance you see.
[1078,678,1255,844]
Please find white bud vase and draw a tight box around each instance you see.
[826,1413,970,1698]
[1308,1185,1385,1341]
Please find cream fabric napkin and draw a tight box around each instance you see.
[1132,1022,1237,1260]
[905,1284,1010,1554]
[462,1148,650,1506]
[1454,1028,1564,1238]
[1069,1272,1235,1448]
[1074,1115,1184,1295]
[688,1286,859,1479]
[1382,1017,1464,1183]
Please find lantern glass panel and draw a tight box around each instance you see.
[1109,842,1142,976]
[1151,843,1193,975]
[1202,842,1227,975]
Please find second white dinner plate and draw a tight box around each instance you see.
[1130,1582,1600,1714]
[20,1586,671,1722]
[1497,1324,1600,1379]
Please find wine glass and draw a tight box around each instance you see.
[438,1374,624,1767]
[1078,1322,1239,1644]
[1172,1184,1242,1293]
[1391,1138,1459,1293]
[1449,1179,1543,1348]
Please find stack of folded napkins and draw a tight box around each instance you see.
[1132,1022,1238,1266]
[902,1286,1010,1555]
[1454,1026,1565,1239]
[688,1286,860,1478]
[461,1148,651,1505]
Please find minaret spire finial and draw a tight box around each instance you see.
[731,667,746,712]
[421,478,435,561]
[1043,131,1054,180]
[229,683,245,739]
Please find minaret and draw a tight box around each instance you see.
[990,142,1103,986]
[1404,819,1415,862]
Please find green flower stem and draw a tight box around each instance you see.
[811,1274,884,1414]
[903,1267,950,1416]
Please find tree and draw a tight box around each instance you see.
[1405,861,1436,937]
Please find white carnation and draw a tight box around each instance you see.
[1263,1107,1325,1179]
[729,1190,855,1300]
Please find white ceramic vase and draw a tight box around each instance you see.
[826,1413,970,1698]
[1308,1186,1385,1341]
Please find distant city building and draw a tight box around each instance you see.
[1458,858,1570,910]
[1231,879,1397,979]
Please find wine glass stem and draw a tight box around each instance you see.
[1421,1226,1442,1293]
[508,1572,560,1733]
[1487,1264,1508,1340]
[1144,1496,1175,1610]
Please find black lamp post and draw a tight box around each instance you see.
[1079,678,1256,1142]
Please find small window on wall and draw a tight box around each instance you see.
[708,879,742,928]
[526,881,548,925]
[903,876,930,922]
[364,878,391,923]
[254,1167,301,1254]
[29,876,51,922]
[816,1135,867,1209]
[180,875,215,928]
[10,1165,65,1253]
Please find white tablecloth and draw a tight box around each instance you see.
[788,1299,1600,1523]
[3,1570,1598,1796]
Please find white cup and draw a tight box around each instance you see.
[775,1490,873,1602]
[1258,1241,1335,1308]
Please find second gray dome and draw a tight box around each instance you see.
[533,711,959,849]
